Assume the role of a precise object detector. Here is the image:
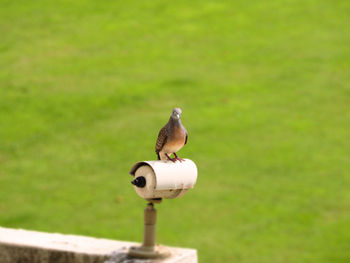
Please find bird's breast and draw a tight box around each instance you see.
[163,126,186,153]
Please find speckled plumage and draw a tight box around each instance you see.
[155,108,188,161]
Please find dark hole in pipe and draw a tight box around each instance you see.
[131,176,146,188]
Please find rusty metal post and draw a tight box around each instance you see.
[142,203,157,249]
[128,201,170,259]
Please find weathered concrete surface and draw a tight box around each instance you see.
[0,227,197,263]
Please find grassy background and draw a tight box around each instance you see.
[1,0,350,262]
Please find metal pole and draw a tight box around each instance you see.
[128,201,170,259]
[142,203,157,249]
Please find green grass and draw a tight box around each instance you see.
[1,0,350,262]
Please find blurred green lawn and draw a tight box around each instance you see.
[1,0,350,262]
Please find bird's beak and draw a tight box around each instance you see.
[176,114,180,119]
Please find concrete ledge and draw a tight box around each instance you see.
[0,227,197,263]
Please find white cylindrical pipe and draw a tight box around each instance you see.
[130,159,197,200]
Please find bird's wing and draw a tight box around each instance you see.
[155,126,167,153]
[184,131,188,145]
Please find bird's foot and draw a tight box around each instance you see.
[175,157,185,162]
[173,153,185,162]
[166,154,177,162]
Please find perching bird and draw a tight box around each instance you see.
[155,108,188,162]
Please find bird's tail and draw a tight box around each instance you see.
[156,152,160,160]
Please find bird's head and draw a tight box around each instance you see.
[171,107,182,120]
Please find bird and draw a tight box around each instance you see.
[155,108,188,162]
